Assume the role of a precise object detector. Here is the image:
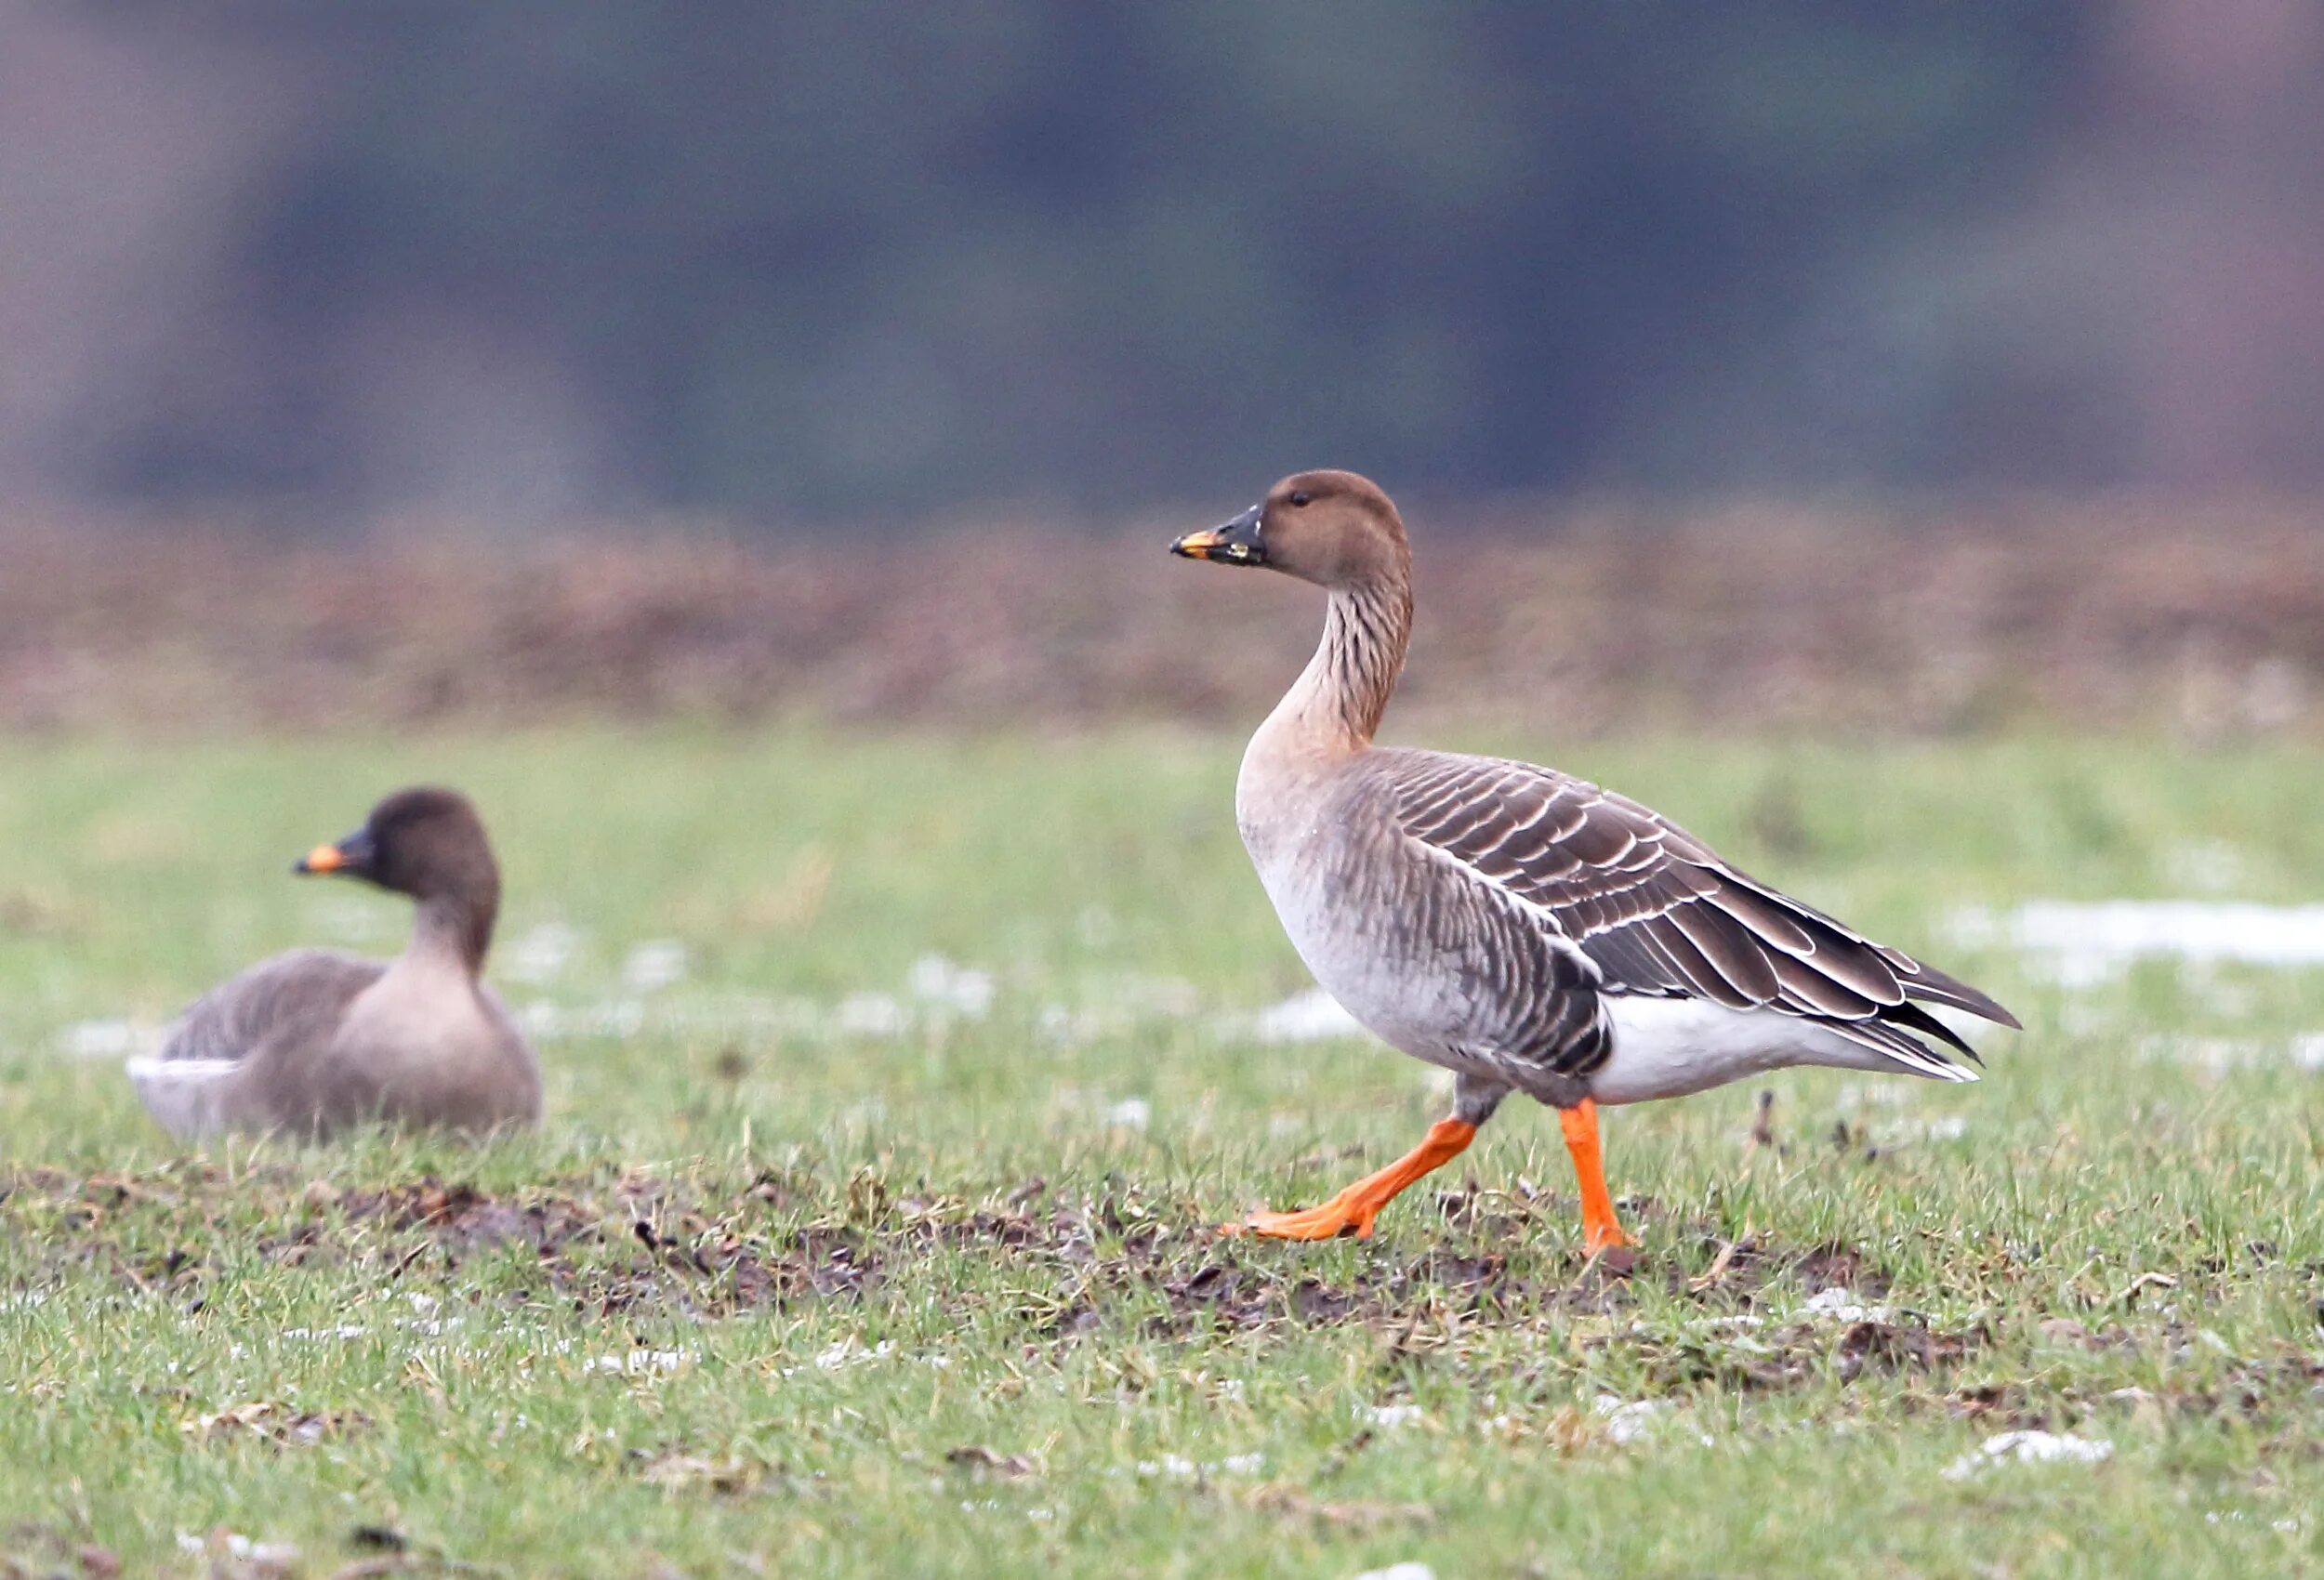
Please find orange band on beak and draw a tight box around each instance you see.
[299,844,345,873]
[1169,529,1225,559]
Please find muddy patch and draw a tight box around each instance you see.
[6,1164,1937,1356]
[1,1163,859,1320]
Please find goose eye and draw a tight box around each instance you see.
[1287,491,1312,507]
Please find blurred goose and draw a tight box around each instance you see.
[1172,470,2017,1251]
[127,787,541,1140]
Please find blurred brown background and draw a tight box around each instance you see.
[3,3,2319,734]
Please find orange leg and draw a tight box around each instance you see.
[1558,1098,1633,1253]
[1223,1117,1476,1241]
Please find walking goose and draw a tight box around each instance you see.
[126,786,541,1140]
[1171,470,2016,1251]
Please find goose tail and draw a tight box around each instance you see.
[125,1058,244,1140]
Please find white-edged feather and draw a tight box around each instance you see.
[125,1057,246,1140]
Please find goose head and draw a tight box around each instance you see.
[297,786,499,914]
[1171,468,1409,591]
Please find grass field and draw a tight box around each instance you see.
[3,729,2322,1577]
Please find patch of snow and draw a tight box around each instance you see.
[1870,1113,1971,1149]
[1133,1452,1263,1480]
[1035,1004,1088,1043]
[58,1019,160,1060]
[1035,973,1202,1047]
[835,992,909,1037]
[1352,1564,1435,1580]
[395,1315,460,1338]
[1941,1429,2113,1480]
[280,1324,368,1344]
[2140,1034,2324,1073]
[908,955,995,1018]
[175,1533,298,1565]
[501,922,581,985]
[1802,1286,1895,1323]
[582,1349,693,1376]
[1105,1097,1152,1131]
[1354,1402,1424,1429]
[1594,1396,1668,1444]
[1247,988,1367,1044]
[1948,899,2324,988]
[620,940,691,994]
[805,1337,895,1374]
[518,999,648,1041]
[1593,1394,1716,1447]
[2203,1509,2303,1534]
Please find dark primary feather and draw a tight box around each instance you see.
[1385,752,2017,1071]
[158,949,386,1065]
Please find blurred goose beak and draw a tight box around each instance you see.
[1170,504,1266,566]
[295,829,375,876]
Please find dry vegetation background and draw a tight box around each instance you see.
[5,496,2321,741]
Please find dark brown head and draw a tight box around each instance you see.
[1169,469,1411,591]
[296,786,501,964]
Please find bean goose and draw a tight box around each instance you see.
[126,786,541,1140]
[1171,470,2017,1251]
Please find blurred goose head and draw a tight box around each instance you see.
[1171,468,1410,592]
[297,786,501,966]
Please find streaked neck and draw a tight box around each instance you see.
[1258,573,1412,758]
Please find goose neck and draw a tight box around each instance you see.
[407,888,496,978]
[1265,573,1411,755]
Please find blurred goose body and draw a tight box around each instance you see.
[127,787,541,1140]
[1172,470,2017,1249]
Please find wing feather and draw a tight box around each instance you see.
[155,950,383,1066]
[1381,749,2016,1075]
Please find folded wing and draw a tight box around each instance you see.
[152,948,384,1065]
[1387,752,2017,1077]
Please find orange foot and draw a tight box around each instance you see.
[1219,1117,1477,1243]
[1224,1189,1380,1242]
[1581,1217,1635,1255]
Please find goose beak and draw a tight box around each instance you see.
[1170,504,1265,567]
[296,829,375,876]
